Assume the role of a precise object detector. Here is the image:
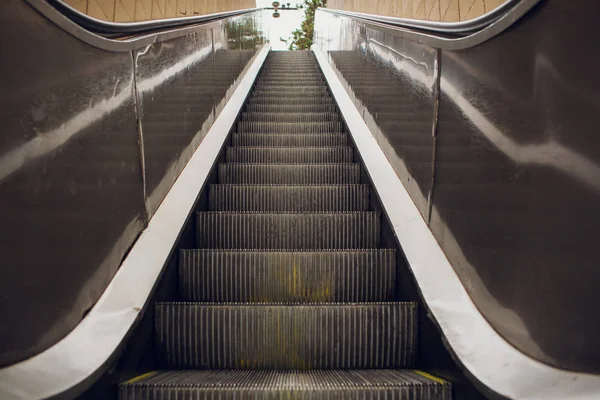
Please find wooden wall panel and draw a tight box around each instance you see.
[63,0,256,21]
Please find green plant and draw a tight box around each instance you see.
[285,0,326,50]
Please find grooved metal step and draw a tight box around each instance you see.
[254,84,326,89]
[248,97,335,105]
[246,104,336,113]
[208,184,369,211]
[225,147,353,163]
[196,212,380,249]
[218,164,361,184]
[242,112,339,122]
[237,121,343,134]
[250,90,329,98]
[156,302,417,369]
[232,133,348,147]
[179,249,395,302]
[256,78,324,84]
[120,370,451,400]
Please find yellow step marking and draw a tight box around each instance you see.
[414,370,448,385]
[123,371,158,384]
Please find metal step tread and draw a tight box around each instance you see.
[236,121,343,134]
[120,370,451,399]
[179,249,395,302]
[232,133,348,146]
[208,184,369,211]
[196,212,380,249]
[246,104,336,113]
[225,146,353,163]
[218,163,361,184]
[156,302,417,369]
[242,112,339,123]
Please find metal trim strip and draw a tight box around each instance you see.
[0,43,271,400]
[312,44,600,400]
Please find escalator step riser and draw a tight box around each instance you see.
[225,147,353,163]
[259,74,322,80]
[242,113,339,123]
[196,212,380,249]
[248,97,335,105]
[256,78,324,84]
[218,164,361,184]
[251,91,330,98]
[156,303,417,369]
[232,134,348,147]
[208,184,369,211]
[252,90,329,97]
[254,85,326,91]
[262,68,320,73]
[237,122,343,134]
[246,104,336,113]
[119,370,451,400]
[179,250,395,302]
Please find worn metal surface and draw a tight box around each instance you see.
[0,0,144,367]
[315,0,600,373]
[120,370,451,400]
[0,1,266,368]
[179,250,396,301]
[156,302,417,369]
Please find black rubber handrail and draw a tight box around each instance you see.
[48,0,261,36]
[321,0,543,36]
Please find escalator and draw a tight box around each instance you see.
[118,50,452,399]
[4,1,600,399]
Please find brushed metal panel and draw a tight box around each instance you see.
[316,11,438,219]
[430,1,600,372]
[136,28,216,215]
[0,1,145,366]
[315,0,600,373]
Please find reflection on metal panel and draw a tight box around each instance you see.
[0,1,144,366]
[138,13,263,216]
[0,0,265,367]
[432,1,600,372]
[136,29,217,215]
[316,10,437,220]
[315,0,600,373]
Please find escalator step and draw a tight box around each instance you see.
[248,96,335,105]
[256,78,325,84]
[225,147,353,163]
[120,370,451,400]
[246,104,336,113]
[237,121,343,134]
[179,249,395,302]
[208,184,369,211]
[254,84,326,90]
[218,164,361,184]
[242,112,339,122]
[156,302,417,369]
[231,133,348,147]
[251,90,329,97]
[196,212,380,249]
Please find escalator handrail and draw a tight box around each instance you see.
[320,0,544,49]
[48,0,262,36]
[25,0,263,51]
